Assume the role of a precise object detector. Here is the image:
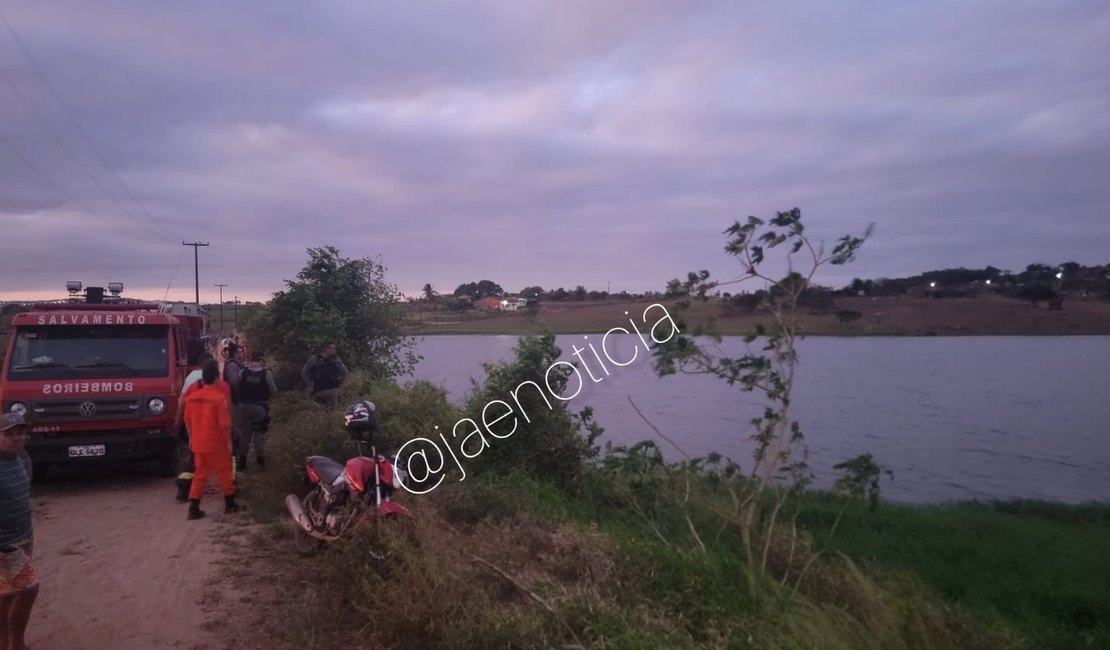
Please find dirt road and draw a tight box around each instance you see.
[27,471,274,650]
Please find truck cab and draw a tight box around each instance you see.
[0,287,208,476]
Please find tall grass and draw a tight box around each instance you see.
[799,495,1110,648]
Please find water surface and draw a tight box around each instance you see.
[403,335,1110,503]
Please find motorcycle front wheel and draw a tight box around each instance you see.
[293,488,325,556]
[293,524,323,556]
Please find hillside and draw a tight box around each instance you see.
[402,293,1110,336]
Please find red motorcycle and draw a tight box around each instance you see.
[284,400,409,555]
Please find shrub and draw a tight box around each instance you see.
[460,332,602,490]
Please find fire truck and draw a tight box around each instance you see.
[0,282,210,476]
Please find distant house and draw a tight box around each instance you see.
[475,296,502,311]
[501,297,529,311]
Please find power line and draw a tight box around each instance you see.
[0,10,178,242]
[0,64,170,244]
[164,246,186,301]
[203,244,225,307]
[0,133,164,247]
[0,23,170,245]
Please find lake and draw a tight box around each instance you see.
[402,335,1110,504]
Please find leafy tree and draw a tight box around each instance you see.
[1023,263,1055,283]
[549,287,569,301]
[244,246,418,383]
[829,453,894,533]
[799,285,835,311]
[654,207,872,573]
[453,279,504,299]
[1016,285,1058,302]
[519,285,545,300]
[422,283,437,301]
[727,290,767,312]
[572,285,588,301]
[446,296,473,312]
[833,453,893,511]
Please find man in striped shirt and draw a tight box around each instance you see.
[0,412,37,650]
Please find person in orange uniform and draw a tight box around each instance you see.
[176,355,236,501]
[184,359,240,520]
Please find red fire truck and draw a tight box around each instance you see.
[0,283,210,476]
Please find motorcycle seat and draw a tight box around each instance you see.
[307,456,345,484]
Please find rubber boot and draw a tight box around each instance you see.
[224,494,241,514]
[187,499,205,520]
[256,456,265,471]
[175,478,190,503]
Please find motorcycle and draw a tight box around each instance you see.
[284,440,410,556]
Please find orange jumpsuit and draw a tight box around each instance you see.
[184,383,236,500]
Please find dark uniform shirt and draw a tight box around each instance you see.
[301,355,348,392]
[0,451,32,547]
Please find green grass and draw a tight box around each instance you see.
[798,495,1110,648]
[467,471,1110,648]
[452,472,1023,648]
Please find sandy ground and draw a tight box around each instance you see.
[26,470,279,650]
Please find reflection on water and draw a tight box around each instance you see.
[402,335,1110,504]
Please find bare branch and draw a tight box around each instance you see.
[626,394,692,461]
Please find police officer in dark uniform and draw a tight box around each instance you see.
[300,344,348,407]
[236,352,277,470]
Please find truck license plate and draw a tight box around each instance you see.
[68,445,106,458]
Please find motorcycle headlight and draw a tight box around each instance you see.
[8,402,27,417]
[148,398,166,416]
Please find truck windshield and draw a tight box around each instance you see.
[6,325,170,381]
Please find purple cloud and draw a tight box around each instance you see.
[1,1,1107,302]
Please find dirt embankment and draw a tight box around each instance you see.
[403,294,1110,336]
[28,472,282,650]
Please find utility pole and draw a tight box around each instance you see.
[214,284,228,332]
[607,280,611,295]
[182,241,210,304]
[233,296,239,330]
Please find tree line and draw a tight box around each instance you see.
[841,262,1110,301]
[420,280,659,305]
[422,261,1109,310]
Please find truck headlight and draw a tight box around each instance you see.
[148,398,166,415]
[8,403,27,417]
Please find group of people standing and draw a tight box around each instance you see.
[175,340,276,519]
[175,341,348,518]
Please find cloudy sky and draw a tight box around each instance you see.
[1,1,1107,303]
